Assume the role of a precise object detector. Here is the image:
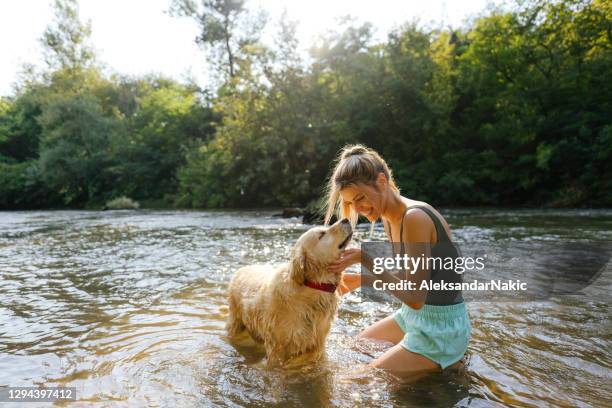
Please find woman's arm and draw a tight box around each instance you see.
[332,248,364,295]
[333,209,434,304]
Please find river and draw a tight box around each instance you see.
[1,209,611,407]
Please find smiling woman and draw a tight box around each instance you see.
[324,145,401,227]
[323,144,472,379]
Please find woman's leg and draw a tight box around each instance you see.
[371,343,441,379]
[372,345,467,379]
[355,316,465,379]
[357,315,405,345]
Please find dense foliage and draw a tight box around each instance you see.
[1,0,610,209]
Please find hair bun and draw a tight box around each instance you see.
[341,145,368,159]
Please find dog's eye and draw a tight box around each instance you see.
[318,231,326,240]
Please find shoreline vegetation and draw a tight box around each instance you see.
[1,0,610,212]
[4,203,611,226]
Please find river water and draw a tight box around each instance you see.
[0,209,611,407]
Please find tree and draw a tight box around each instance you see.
[112,77,217,201]
[455,0,612,205]
[40,0,95,73]
[37,94,119,205]
[169,0,267,83]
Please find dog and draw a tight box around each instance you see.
[227,218,353,366]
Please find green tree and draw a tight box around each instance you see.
[37,95,119,205]
[170,0,267,82]
[177,15,351,207]
[455,0,612,205]
[40,0,100,93]
[112,78,217,201]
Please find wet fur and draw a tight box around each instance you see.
[227,236,342,366]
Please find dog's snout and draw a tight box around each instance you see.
[341,218,350,225]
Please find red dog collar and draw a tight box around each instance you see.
[304,279,337,293]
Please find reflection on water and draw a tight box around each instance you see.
[1,209,611,407]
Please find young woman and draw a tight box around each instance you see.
[325,144,471,379]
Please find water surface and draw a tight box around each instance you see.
[1,209,611,407]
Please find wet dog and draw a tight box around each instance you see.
[227,219,353,366]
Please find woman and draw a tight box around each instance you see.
[325,144,471,379]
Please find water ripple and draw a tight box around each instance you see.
[0,209,611,407]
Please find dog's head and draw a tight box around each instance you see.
[289,218,353,286]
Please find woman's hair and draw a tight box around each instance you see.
[323,144,400,226]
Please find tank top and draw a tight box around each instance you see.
[386,205,464,305]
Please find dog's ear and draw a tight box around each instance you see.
[289,246,307,285]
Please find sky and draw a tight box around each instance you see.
[0,0,497,96]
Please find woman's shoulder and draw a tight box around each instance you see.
[402,198,434,214]
[401,198,452,239]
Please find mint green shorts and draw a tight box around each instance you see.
[393,302,471,369]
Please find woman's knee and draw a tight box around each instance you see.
[370,344,440,379]
[445,354,467,371]
[357,315,405,344]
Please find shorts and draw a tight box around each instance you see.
[393,301,471,369]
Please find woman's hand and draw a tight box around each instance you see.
[329,247,361,274]
[338,272,361,295]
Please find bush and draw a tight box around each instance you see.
[105,196,140,210]
[0,160,59,209]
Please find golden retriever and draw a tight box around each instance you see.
[227,218,353,366]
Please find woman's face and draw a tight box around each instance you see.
[340,184,382,222]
